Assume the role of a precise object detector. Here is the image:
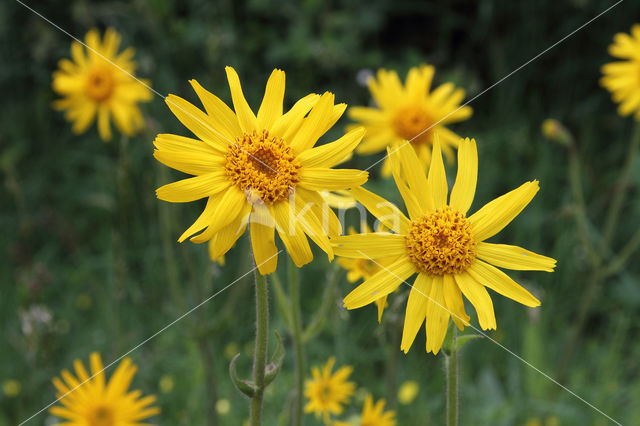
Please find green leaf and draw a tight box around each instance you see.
[229,354,257,398]
[264,331,286,387]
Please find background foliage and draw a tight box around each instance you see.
[2,0,640,424]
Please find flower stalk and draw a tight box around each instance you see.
[445,327,458,426]
[288,256,305,426]
[250,269,269,425]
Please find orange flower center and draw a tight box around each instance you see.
[88,405,114,426]
[392,105,434,145]
[405,207,476,275]
[225,130,300,203]
[85,66,115,102]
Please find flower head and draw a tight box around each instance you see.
[359,395,396,426]
[155,67,367,274]
[333,137,556,354]
[601,24,640,119]
[304,357,356,424]
[52,28,152,141]
[50,352,159,425]
[349,65,472,176]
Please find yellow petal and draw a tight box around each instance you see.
[153,149,225,176]
[375,295,388,323]
[292,192,334,261]
[296,187,342,236]
[178,188,246,242]
[298,168,367,191]
[469,181,539,241]
[297,127,365,168]
[165,94,230,149]
[271,201,313,268]
[193,201,250,244]
[442,274,470,330]
[467,260,541,307]
[400,273,432,353]
[427,134,448,208]
[250,203,278,274]
[225,66,257,132]
[95,104,111,141]
[331,233,407,258]
[343,258,416,309]
[154,133,222,155]
[393,141,431,212]
[349,186,411,234]
[156,171,230,203]
[271,93,320,140]
[476,242,556,272]
[257,69,286,130]
[449,138,477,214]
[189,79,241,139]
[289,92,335,153]
[425,276,450,354]
[454,272,496,330]
[388,146,425,220]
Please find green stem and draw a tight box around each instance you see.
[288,256,305,426]
[250,270,269,426]
[446,328,458,426]
[601,121,640,255]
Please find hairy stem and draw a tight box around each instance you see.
[250,270,269,425]
[288,256,305,426]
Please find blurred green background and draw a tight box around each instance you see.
[2,0,640,424]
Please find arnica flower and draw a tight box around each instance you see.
[50,352,159,425]
[52,28,152,141]
[304,357,356,424]
[333,395,396,426]
[336,224,397,322]
[333,137,556,354]
[348,65,472,176]
[154,67,367,274]
[601,24,640,119]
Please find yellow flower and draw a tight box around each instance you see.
[304,357,356,424]
[333,137,556,354]
[155,67,367,274]
[336,224,397,322]
[601,24,640,119]
[358,395,396,426]
[50,352,159,425]
[397,380,419,405]
[52,28,152,141]
[349,65,472,176]
[2,379,21,397]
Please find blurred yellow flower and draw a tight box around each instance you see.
[215,398,231,415]
[336,224,397,322]
[158,374,174,393]
[2,379,21,397]
[52,28,152,141]
[359,395,396,426]
[155,67,368,274]
[304,357,356,424]
[397,380,419,405]
[334,137,555,354]
[50,352,159,425]
[348,65,472,176]
[601,24,640,119]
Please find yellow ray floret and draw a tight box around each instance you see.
[332,137,556,354]
[49,352,159,425]
[155,67,368,274]
[52,27,152,141]
[348,64,472,176]
[601,24,640,119]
